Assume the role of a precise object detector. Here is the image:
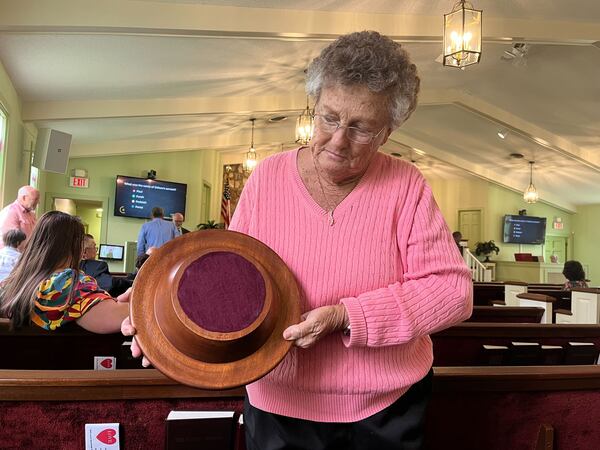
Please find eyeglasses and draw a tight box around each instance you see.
[314,114,385,145]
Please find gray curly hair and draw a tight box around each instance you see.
[306,31,420,129]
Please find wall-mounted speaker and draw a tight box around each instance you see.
[33,128,72,174]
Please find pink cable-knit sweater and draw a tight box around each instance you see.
[229,148,472,422]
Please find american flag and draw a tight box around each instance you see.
[221,180,231,229]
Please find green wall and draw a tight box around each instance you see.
[0,60,30,206]
[572,205,600,285]
[78,204,102,243]
[426,173,574,263]
[43,149,219,270]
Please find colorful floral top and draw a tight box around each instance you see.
[31,269,113,330]
[563,280,589,290]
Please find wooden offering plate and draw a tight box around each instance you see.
[130,230,301,389]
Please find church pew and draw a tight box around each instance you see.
[466,306,544,323]
[527,289,572,315]
[427,365,600,450]
[516,293,558,324]
[431,323,600,366]
[573,288,600,324]
[473,281,505,306]
[473,281,528,306]
[0,318,143,370]
[528,283,564,290]
[1,367,599,450]
[0,369,245,449]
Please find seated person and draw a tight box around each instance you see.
[0,229,26,282]
[452,231,463,254]
[80,234,112,291]
[125,246,156,282]
[562,260,589,290]
[80,234,131,296]
[0,211,129,333]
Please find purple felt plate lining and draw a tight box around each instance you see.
[178,251,266,332]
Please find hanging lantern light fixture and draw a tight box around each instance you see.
[243,118,258,173]
[443,0,483,69]
[523,161,539,204]
[295,96,314,145]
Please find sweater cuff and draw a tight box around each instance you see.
[339,297,367,347]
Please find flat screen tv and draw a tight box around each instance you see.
[98,244,124,261]
[114,175,187,219]
[502,215,547,245]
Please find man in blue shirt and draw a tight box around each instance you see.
[137,207,178,255]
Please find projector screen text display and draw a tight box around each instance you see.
[503,215,547,245]
[114,175,187,219]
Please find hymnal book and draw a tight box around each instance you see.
[509,341,541,365]
[165,411,236,450]
[564,342,599,365]
[234,414,245,450]
[540,345,564,365]
[482,345,508,366]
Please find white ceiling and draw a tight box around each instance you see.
[1,0,600,212]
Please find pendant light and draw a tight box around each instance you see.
[523,161,539,204]
[443,0,483,69]
[243,118,258,173]
[295,96,314,145]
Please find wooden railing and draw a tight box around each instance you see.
[464,248,492,282]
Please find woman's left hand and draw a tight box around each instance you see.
[283,304,349,349]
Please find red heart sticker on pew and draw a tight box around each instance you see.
[96,428,117,445]
[100,358,113,369]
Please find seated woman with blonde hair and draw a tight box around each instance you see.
[0,211,129,333]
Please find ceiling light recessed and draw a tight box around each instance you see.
[510,152,524,159]
[390,152,402,158]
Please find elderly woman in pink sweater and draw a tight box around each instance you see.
[124,30,472,449]
[229,31,473,449]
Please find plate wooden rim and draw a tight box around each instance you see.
[130,229,301,389]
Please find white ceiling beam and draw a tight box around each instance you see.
[67,122,297,158]
[2,0,600,44]
[23,93,309,121]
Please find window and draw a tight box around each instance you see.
[0,105,6,190]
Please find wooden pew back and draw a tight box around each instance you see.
[467,306,544,323]
[0,318,142,370]
[1,367,600,450]
[432,323,600,366]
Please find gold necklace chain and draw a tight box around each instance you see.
[312,154,336,226]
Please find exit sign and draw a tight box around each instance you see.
[69,176,89,188]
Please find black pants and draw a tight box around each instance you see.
[244,369,433,450]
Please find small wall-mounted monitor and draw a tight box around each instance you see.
[503,215,547,245]
[98,244,125,261]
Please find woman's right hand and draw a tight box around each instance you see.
[121,316,151,367]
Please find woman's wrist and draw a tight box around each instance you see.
[335,304,350,333]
